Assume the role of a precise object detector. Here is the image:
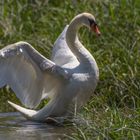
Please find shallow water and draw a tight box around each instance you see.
[0,112,73,140]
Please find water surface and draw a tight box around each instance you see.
[0,112,73,140]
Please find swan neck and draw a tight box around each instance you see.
[66,17,81,46]
[66,16,99,79]
[66,16,92,63]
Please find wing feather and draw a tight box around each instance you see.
[0,42,66,108]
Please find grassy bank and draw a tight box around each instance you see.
[0,0,140,139]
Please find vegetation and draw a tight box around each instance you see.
[0,0,140,139]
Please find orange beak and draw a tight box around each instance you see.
[91,24,101,36]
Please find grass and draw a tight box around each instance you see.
[0,0,140,139]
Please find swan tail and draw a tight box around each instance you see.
[8,101,37,119]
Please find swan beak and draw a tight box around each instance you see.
[91,24,101,36]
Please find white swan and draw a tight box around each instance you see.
[0,13,100,122]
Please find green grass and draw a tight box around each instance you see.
[0,0,140,139]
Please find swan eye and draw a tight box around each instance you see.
[88,18,96,27]
[88,19,101,35]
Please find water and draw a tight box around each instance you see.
[0,112,74,140]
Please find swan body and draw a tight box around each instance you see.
[0,13,100,122]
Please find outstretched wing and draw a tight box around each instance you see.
[0,42,68,108]
[51,25,79,67]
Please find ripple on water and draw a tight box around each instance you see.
[0,112,74,140]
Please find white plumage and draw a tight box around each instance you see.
[0,13,100,122]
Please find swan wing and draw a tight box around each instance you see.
[0,42,68,108]
[51,25,79,66]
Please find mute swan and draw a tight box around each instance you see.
[0,13,100,122]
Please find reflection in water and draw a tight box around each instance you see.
[0,112,74,140]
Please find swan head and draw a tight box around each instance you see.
[73,13,101,36]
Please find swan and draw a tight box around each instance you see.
[0,13,100,122]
